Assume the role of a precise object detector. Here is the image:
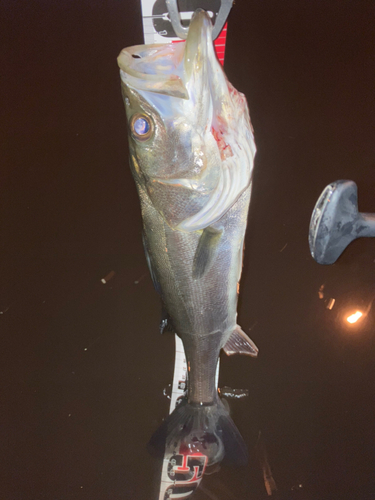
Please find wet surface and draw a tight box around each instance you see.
[2,1,375,498]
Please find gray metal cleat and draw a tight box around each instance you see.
[309,180,375,265]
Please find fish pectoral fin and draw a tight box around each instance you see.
[223,325,259,357]
[192,226,222,279]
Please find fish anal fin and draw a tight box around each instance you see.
[223,325,258,357]
[192,227,222,279]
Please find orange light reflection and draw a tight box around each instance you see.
[346,311,363,324]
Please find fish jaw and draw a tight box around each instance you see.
[118,9,256,232]
[118,42,188,99]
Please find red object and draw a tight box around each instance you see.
[214,22,227,65]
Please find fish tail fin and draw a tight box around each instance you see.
[148,397,248,466]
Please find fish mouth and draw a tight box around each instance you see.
[117,10,214,100]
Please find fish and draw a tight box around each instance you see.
[118,9,257,465]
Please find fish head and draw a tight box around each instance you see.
[118,9,256,231]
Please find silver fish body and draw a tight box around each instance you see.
[118,10,257,464]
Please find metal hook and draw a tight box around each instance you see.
[165,0,233,40]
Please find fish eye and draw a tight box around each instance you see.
[130,113,154,141]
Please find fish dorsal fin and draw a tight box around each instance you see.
[223,325,258,357]
[192,227,222,279]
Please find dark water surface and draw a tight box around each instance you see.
[2,1,375,499]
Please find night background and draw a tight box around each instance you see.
[2,1,375,498]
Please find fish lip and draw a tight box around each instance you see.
[183,10,213,82]
[117,44,166,78]
[186,9,213,43]
[117,43,189,99]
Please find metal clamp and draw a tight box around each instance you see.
[165,0,233,40]
[309,180,375,265]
